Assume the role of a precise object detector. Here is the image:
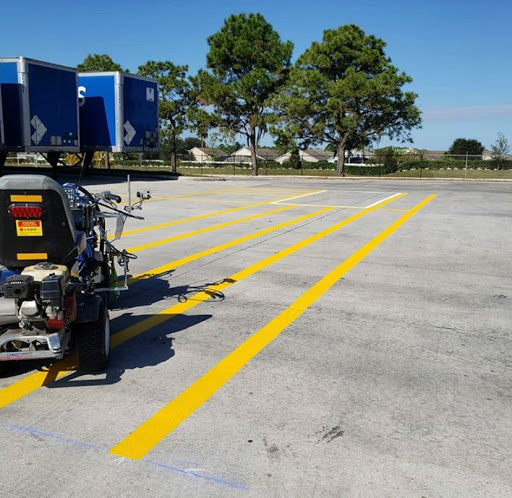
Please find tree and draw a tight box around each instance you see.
[78,54,127,72]
[176,137,203,156]
[215,141,242,155]
[373,147,399,173]
[138,61,191,172]
[186,75,220,146]
[447,138,484,158]
[272,24,421,176]
[196,13,293,176]
[490,133,510,169]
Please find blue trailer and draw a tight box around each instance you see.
[0,57,79,155]
[78,72,158,153]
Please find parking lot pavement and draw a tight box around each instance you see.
[1,177,511,496]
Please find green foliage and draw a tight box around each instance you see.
[138,61,192,171]
[346,165,385,176]
[215,141,243,155]
[490,132,510,170]
[176,137,203,155]
[273,24,421,176]
[159,137,203,161]
[196,13,293,175]
[372,147,398,173]
[187,75,220,142]
[138,61,191,128]
[77,54,126,72]
[447,138,484,158]
[382,159,512,171]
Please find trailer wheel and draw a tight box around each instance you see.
[75,303,110,373]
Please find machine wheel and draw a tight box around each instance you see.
[75,303,110,373]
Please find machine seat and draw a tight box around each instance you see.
[0,175,81,268]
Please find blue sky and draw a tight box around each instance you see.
[2,0,511,150]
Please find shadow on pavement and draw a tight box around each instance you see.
[48,311,212,387]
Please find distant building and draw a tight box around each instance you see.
[188,147,229,162]
[275,148,334,164]
[226,147,278,163]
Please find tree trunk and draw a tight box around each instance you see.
[337,143,346,177]
[249,129,258,176]
[170,126,177,174]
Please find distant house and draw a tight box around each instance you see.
[275,148,334,164]
[483,150,493,161]
[422,150,447,160]
[188,147,229,162]
[226,147,278,163]
[329,149,371,164]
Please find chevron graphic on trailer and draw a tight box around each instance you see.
[124,121,136,145]
[30,116,47,145]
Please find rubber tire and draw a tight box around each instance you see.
[75,303,110,373]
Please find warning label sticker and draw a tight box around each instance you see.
[16,220,43,237]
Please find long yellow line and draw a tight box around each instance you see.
[0,193,403,410]
[113,192,405,347]
[0,207,331,410]
[110,194,436,459]
[109,201,271,239]
[126,205,294,253]
[116,191,325,242]
[128,207,334,284]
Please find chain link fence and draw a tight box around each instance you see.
[3,151,512,179]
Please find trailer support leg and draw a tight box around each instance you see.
[46,152,61,178]
[0,151,7,177]
[82,151,94,177]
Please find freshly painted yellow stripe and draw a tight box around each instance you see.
[112,193,405,347]
[127,205,295,253]
[0,358,75,409]
[17,253,47,260]
[108,201,272,240]
[0,193,403,410]
[110,194,436,459]
[128,207,333,284]
[10,195,43,202]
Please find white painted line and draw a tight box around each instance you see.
[272,190,326,203]
[364,193,403,208]
[272,201,362,209]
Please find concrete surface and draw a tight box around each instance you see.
[0,176,511,497]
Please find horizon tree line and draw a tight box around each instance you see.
[78,14,422,176]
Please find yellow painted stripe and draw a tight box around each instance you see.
[10,195,42,202]
[127,205,295,253]
[110,194,436,459]
[108,201,273,240]
[113,193,405,347]
[17,253,47,260]
[0,193,403,410]
[129,207,333,284]
[0,357,76,409]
